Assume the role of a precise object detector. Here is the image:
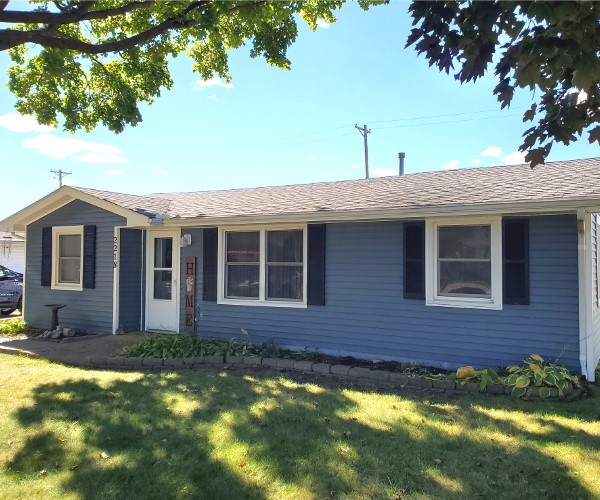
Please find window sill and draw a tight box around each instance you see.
[426,296,502,311]
[51,284,83,292]
[217,298,307,309]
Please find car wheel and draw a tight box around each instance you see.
[1,309,15,316]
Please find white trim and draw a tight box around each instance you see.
[112,227,122,335]
[578,209,595,380]
[144,229,181,333]
[217,224,308,308]
[425,216,503,310]
[51,225,84,291]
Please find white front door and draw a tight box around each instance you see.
[146,230,180,332]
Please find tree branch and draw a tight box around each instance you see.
[0,1,212,53]
[0,1,154,25]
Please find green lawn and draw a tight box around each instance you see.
[1,355,599,499]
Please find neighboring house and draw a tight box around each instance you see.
[2,157,600,380]
[0,231,25,274]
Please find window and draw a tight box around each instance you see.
[52,226,83,290]
[426,217,502,309]
[219,226,306,307]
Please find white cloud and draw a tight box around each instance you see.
[192,77,234,90]
[471,158,481,164]
[106,169,124,175]
[441,160,460,170]
[351,163,362,169]
[307,156,317,161]
[206,95,218,101]
[316,19,330,29]
[153,168,168,175]
[371,167,397,177]
[0,113,54,133]
[501,151,526,165]
[481,146,502,157]
[24,134,127,163]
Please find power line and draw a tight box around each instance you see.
[272,131,355,150]
[50,169,72,187]
[371,113,521,131]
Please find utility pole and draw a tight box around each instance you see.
[50,169,72,187]
[355,124,371,179]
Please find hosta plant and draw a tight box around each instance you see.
[456,366,503,392]
[505,354,580,398]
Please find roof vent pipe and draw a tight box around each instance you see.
[398,152,405,175]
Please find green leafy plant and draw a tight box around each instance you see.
[455,366,502,392]
[0,318,28,336]
[505,354,580,398]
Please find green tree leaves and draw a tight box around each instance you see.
[407,1,600,166]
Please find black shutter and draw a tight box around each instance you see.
[203,228,218,302]
[503,219,529,305]
[404,221,425,299]
[307,224,326,306]
[41,226,52,287]
[83,225,96,289]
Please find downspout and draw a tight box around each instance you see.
[140,230,144,332]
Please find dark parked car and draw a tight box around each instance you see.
[0,264,23,315]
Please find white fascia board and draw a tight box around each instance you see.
[0,186,151,231]
[158,199,600,228]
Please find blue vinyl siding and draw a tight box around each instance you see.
[119,228,144,331]
[25,200,125,333]
[180,215,580,370]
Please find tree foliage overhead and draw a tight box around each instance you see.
[0,0,370,133]
[407,1,600,166]
[1,1,598,166]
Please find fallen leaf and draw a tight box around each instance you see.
[324,417,330,423]
[100,452,109,460]
[6,440,13,446]
[39,469,47,476]
[58,437,67,443]
[312,401,319,407]
[69,465,79,471]
[343,431,351,439]
[434,459,442,464]
[239,461,246,468]
[340,447,350,454]
[392,405,398,410]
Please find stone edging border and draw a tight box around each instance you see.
[0,347,578,400]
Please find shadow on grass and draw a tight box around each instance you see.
[5,368,597,499]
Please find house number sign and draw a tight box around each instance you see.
[185,256,196,333]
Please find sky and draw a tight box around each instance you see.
[0,1,598,220]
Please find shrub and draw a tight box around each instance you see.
[504,354,580,398]
[455,366,502,392]
[0,318,28,336]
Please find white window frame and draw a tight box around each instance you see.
[51,225,84,291]
[217,225,308,308]
[425,216,502,310]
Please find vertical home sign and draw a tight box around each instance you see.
[185,256,196,333]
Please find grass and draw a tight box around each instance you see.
[1,355,599,499]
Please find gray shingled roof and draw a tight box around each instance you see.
[73,157,600,221]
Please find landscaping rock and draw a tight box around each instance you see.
[142,357,163,366]
[406,377,433,389]
[330,364,350,376]
[122,357,143,367]
[63,328,76,337]
[163,358,184,367]
[293,360,314,372]
[242,356,262,366]
[42,330,52,339]
[369,370,390,382]
[204,355,224,364]
[184,356,204,366]
[51,330,62,339]
[261,357,279,368]
[348,367,371,379]
[389,372,409,386]
[456,382,479,393]
[312,363,332,374]
[276,358,296,369]
[432,379,454,390]
[486,384,505,395]
[225,355,243,364]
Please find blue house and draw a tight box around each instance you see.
[3,157,600,380]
